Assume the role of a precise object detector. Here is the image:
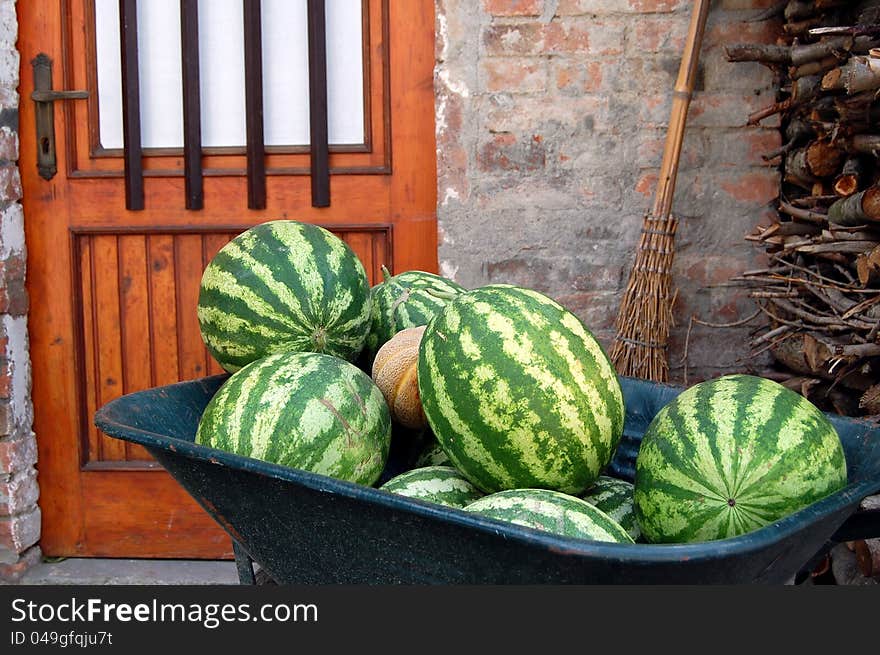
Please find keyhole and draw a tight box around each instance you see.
[40,137,50,155]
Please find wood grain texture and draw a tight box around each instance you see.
[20,0,436,558]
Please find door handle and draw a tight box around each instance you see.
[31,53,89,180]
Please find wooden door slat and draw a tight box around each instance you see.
[118,234,153,460]
[78,237,100,467]
[175,234,210,380]
[93,235,126,461]
[147,235,181,387]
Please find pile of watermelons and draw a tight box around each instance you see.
[195,220,848,545]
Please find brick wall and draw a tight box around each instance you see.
[435,0,781,382]
[0,0,39,582]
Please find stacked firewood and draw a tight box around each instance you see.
[725,0,880,419]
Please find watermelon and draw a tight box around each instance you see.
[464,488,633,543]
[365,266,465,364]
[380,466,484,508]
[581,475,641,541]
[414,439,453,468]
[633,374,848,544]
[195,351,391,486]
[417,284,625,495]
[197,220,371,372]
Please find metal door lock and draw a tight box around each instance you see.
[31,53,89,180]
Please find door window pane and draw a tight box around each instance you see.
[94,0,365,150]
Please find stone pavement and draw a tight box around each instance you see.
[8,558,240,586]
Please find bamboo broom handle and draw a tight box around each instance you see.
[652,0,711,220]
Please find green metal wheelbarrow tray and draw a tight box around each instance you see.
[93,374,880,585]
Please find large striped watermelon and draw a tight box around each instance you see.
[464,488,634,543]
[365,266,465,364]
[380,466,484,508]
[633,374,848,544]
[198,220,371,372]
[195,351,391,486]
[418,284,624,495]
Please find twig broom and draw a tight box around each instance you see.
[609,0,711,382]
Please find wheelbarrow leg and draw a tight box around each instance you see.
[232,539,257,585]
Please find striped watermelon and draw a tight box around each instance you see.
[414,439,453,468]
[633,374,848,544]
[581,476,641,541]
[464,488,634,543]
[365,266,465,364]
[380,466,484,508]
[198,220,371,372]
[195,351,391,486]
[418,284,625,495]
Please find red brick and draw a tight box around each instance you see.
[482,0,544,16]
[0,470,39,517]
[635,171,659,198]
[681,254,753,287]
[0,403,10,437]
[555,59,604,94]
[0,164,21,202]
[709,128,782,166]
[547,20,625,56]
[719,170,780,204]
[0,435,37,472]
[0,545,42,583]
[477,133,546,173]
[482,58,547,93]
[486,95,608,133]
[628,0,688,12]
[0,506,41,556]
[705,18,780,49]
[438,144,470,205]
[632,16,688,52]
[0,254,28,316]
[544,21,591,53]
[554,290,621,331]
[482,22,546,56]
[0,127,17,162]
[0,364,9,400]
[689,92,780,129]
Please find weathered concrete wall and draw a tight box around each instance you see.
[0,0,39,582]
[435,0,781,383]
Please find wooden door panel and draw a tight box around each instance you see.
[20,0,436,557]
[81,471,233,558]
[75,226,392,469]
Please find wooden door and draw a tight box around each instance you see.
[18,0,437,558]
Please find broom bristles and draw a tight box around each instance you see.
[609,213,679,382]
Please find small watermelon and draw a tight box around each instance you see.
[380,466,484,508]
[198,220,371,372]
[581,476,641,541]
[418,284,625,495]
[633,374,848,544]
[195,351,391,486]
[464,488,633,543]
[365,266,464,364]
[414,439,453,468]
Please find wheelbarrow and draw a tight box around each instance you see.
[93,374,880,584]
